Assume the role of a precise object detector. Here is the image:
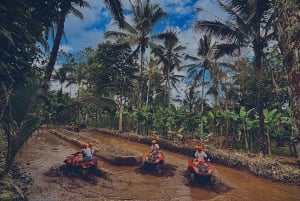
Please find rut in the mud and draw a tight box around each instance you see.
[12,129,300,201]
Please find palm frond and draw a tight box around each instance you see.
[215,43,240,57]
[105,31,130,39]
[194,20,240,42]
[104,0,125,28]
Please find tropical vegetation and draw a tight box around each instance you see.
[0,0,299,183]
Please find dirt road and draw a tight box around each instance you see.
[13,129,300,201]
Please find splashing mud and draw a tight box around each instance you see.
[13,129,300,201]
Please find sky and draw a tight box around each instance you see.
[60,0,227,54]
[55,0,229,99]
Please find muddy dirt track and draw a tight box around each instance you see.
[14,129,300,201]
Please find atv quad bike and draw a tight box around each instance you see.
[187,159,214,185]
[142,151,165,174]
[61,152,99,176]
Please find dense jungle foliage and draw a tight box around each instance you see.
[0,0,299,179]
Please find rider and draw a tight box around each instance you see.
[82,143,93,162]
[80,143,88,153]
[74,143,88,164]
[194,145,209,163]
[150,139,160,154]
[88,142,94,155]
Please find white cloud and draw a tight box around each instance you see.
[194,0,227,20]
[59,44,74,53]
[56,0,230,101]
[61,0,112,52]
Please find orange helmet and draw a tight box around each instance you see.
[197,145,203,151]
[151,139,157,144]
[88,143,94,147]
[82,143,88,148]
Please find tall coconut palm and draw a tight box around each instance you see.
[42,0,90,90]
[43,0,125,91]
[52,67,68,92]
[193,0,275,155]
[144,58,161,106]
[150,29,186,106]
[183,34,230,135]
[273,0,300,160]
[105,0,167,111]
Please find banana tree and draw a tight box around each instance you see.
[238,107,256,152]
[205,111,216,137]
[263,108,280,154]
[153,106,175,138]
[139,105,154,135]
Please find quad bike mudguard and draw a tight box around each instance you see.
[64,153,97,169]
[187,159,214,185]
[142,151,165,173]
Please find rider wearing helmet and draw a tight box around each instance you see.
[79,143,88,154]
[194,145,209,162]
[88,142,94,155]
[82,143,88,149]
[82,142,93,162]
[150,139,160,153]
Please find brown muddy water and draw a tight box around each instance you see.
[14,130,300,201]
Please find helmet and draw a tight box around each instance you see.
[194,145,199,150]
[82,143,88,148]
[151,139,157,144]
[197,145,203,151]
[88,143,94,147]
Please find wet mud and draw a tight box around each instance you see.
[13,129,300,201]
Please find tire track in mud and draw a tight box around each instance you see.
[15,128,300,201]
[50,129,143,166]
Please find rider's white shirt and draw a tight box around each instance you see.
[84,147,92,157]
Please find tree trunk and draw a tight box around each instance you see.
[118,88,124,132]
[273,0,300,159]
[266,130,272,155]
[42,12,66,90]
[254,31,266,156]
[244,123,249,152]
[137,47,144,134]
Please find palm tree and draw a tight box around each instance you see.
[193,0,275,155]
[183,34,228,135]
[42,0,90,90]
[273,0,300,160]
[52,67,68,92]
[182,86,200,113]
[144,58,161,106]
[151,29,186,106]
[2,77,45,173]
[43,0,125,91]
[105,0,167,111]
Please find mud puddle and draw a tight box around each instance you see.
[13,129,300,201]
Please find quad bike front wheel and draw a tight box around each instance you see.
[188,168,196,186]
[156,164,163,174]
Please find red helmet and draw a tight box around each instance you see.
[88,143,94,147]
[82,143,88,148]
[195,145,203,151]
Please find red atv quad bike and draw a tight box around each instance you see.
[62,153,98,175]
[142,151,165,174]
[187,159,215,185]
